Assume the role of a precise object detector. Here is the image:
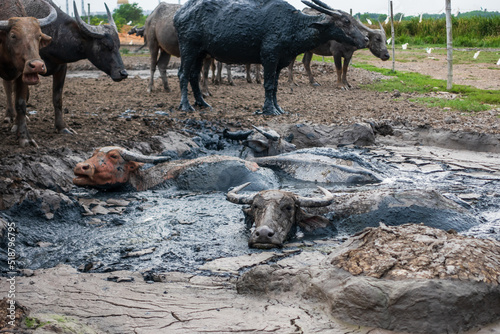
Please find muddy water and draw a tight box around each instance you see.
[2,145,499,275]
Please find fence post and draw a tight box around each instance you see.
[446,0,453,90]
[390,1,395,72]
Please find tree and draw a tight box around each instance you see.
[113,3,143,24]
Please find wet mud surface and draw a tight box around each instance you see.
[1,142,499,275]
[1,55,499,275]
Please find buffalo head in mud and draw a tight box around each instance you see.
[227,182,334,248]
[73,146,170,189]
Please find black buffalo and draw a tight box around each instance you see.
[173,0,367,115]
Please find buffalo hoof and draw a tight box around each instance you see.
[59,127,77,135]
[19,138,38,148]
[261,107,282,116]
[194,101,212,110]
[178,103,195,112]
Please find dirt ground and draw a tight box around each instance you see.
[1,52,499,157]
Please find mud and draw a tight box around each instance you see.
[1,54,499,333]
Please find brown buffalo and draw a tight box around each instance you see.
[227,182,334,248]
[0,0,56,146]
[73,146,276,192]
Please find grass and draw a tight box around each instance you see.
[301,48,499,113]
[350,63,500,113]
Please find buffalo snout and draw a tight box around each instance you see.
[250,225,280,249]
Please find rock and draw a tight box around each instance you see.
[123,247,156,258]
[200,252,280,274]
[152,131,199,158]
[284,123,376,149]
[237,224,500,334]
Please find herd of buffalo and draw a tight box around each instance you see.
[1,0,390,248]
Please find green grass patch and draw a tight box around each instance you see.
[352,63,500,112]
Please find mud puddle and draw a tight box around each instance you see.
[1,145,499,275]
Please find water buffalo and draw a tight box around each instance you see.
[128,25,144,37]
[3,0,128,135]
[288,9,390,89]
[227,182,334,248]
[0,0,56,147]
[73,146,277,191]
[141,2,213,96]
[214,63,261,85]
[242,126,296,158]
[174,0,367,115]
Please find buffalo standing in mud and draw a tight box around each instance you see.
[0,0,56,147]
[173,0,367,115]
[3,0,127,135]
[73,146,277,192]
[227,182,334,248]
[288,8,390,89]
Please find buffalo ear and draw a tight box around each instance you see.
[244,139,269,153]
[40,33,52,48]
[296,208,329,232]
[309,20,330,31]
[243,206,254,228]
[125,161,143,173]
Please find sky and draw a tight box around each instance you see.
[52,0,500,17]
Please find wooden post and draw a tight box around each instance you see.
[390,1,395,72]
[446,0,453,90]
[87,3,90,24]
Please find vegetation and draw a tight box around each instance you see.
[83,3,146,31]
[356,11,500,47]
[352,64,500,112]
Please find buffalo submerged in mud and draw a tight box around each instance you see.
[227,182,334,248]
[73,146,277,191]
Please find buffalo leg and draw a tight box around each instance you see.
[215,61,223,85]
[262,62,281,116]
[14,78,37,147]
[287,58,296,85]
[246,64,253,83]
[188,56,212,110]
[302,51,319,86]
[272,69,284,115]
[342,56,352,89]
[148,43,159,93]
[53,65,76,134]
[200,57,212,97]
[157,51,171,92]
[3,80,15,123]
[226,64,234,86]
[333,55,345,89]
[255,64,262,84]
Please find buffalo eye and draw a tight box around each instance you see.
[109,153,119,159]
[10,33,16,39]
[285,205,292,211]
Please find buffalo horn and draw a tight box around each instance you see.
[226,182,256,204]
[296,186,334,207]
[119,149,171,164]
[301,0,341,17]
[73,1,105,38]
[252,125,280,141]
[37,0,58,27]
[0,0,57,30]
[104,3,117,31]
[379,21,387,37]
